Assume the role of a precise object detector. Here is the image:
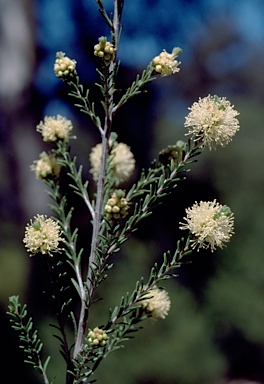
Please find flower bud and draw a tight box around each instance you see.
[87,327,108,347]
[94,36,115,65]
[54,52,77,80]
[104,191,129,220]
[152,47,181,77]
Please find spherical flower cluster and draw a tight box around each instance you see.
[180,200,234,252]
[139,286,171,319]
[87,327,108,347]
[94,36,115,65]
[36,115,73,143]
[31,152,61,179]
[105,190,129,220]
[23,214,64,256]
[184,95,240,150]
[152,47,181,77]
[54,51,77,79]
[89,142,135,186]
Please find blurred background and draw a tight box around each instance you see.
[0,0,264,383]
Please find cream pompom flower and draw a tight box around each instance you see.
[31,151,61,179]
[139,286,171,319]
[36,115,74,143]
[23,215,64,256]
[184,95,239,150]
[89,142,135,186]
[152,47,181,77]
[180,200,234,252]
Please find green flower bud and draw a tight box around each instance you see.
[94,36,115,65]
[104,191,129,220]
[87,327,108,347]
[54,52,77,80]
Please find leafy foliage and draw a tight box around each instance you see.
[7,296,51,384]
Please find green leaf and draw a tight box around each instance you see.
[110,306,119,322]
[43,356,51,373]
[71,278,82,299]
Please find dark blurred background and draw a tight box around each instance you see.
[1,0,264,383]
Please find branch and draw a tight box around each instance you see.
[7,296,51,384]
[73,0,123,360]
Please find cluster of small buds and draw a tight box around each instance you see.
[87,327,108,347]
[104,190,129,220]
[54,51,77,80]
[31,151,61,180]
[152,47,181,77]
[159,140,185,166]
[94,36,115,65]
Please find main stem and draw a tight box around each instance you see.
[73,0,120,360]
[72,97,112,361]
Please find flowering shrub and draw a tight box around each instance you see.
[7,1,239,383]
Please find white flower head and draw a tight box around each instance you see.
[152,47,181,77]
[36,115,74,143]
[180,200,234,252]
[23,214,64,256]
[31,151,61,179]
[184,95,240,150]
[139,286,171,319]
[89,142,135,186]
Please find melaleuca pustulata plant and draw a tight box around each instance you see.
[7,0,239,383]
